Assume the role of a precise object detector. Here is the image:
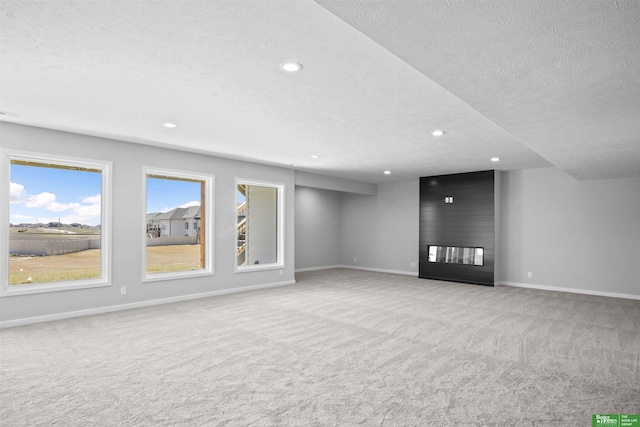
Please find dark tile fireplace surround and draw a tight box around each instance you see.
[419,170,496,286]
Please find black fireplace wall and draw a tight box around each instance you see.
[419,170,495,286]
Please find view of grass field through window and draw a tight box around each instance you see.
[7,164,210,286]
[146,173,205,275]
[9,160,103,286]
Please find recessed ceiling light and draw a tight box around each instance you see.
[491,157,500,162]
[432,130,445,137]
[384,171,391,175]
[290,164,299,167]
[162,122,178,128]
[311,155,320,159]
[279,62,303,72]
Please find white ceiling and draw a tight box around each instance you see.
[1,0,638,183]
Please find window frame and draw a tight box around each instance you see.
[142,166,214,282]
[1,149,112,297]
[235,178,285,273]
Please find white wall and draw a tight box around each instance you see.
[0,122,296,325]
[294,186,342,270]
[332,170,639,298]
[340,180,420,275]
[499,167,640,297]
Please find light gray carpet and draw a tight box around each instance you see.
[1,268,639,426]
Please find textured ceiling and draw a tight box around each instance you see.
[315,0,640,181]
[0,0,638,183]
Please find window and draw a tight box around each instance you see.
[236,179,284,272]
[143,167,213,280]
[2,150,111,296]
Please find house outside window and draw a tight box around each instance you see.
[143,167,213,280]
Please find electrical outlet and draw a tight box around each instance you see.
[527,272,533,279]
[410,262,417,268]
[354,257,357,263]
[120,287,127,295]
[279,270,283,275]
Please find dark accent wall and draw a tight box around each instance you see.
[419,170,495,286]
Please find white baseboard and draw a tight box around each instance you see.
[497,281,640,301]
[295,264,417,277]
[339,265,418,277]
[0,279,296,329]
[295,265,342,273]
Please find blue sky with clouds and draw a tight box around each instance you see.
[146,177,201,214]
[10,164,102,226]
[10,164,201,226]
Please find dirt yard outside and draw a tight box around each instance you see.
[9,245,202,285]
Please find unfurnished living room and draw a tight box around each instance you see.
[0,1,639,426]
